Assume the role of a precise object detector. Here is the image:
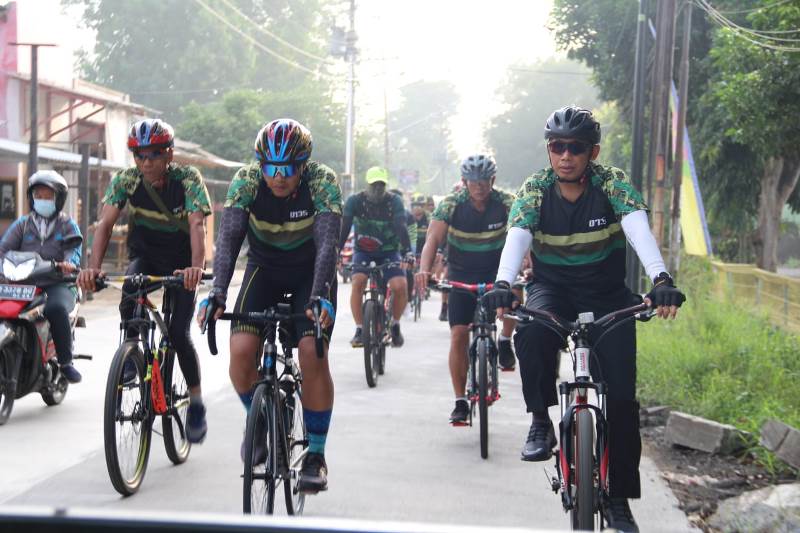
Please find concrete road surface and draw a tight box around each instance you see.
[0,278,692,532]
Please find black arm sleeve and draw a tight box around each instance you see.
[312,212,342,299]
[393,217,412,253]
[212,207,249,294]
[338,214,354,251]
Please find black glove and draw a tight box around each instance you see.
[481,280,518,312]
[199,288,226,332]
[646,273,686,308]
[403,251,416,265]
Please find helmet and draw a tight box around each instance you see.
[127,119,175,150]
[544,106,601,145]
[27,170,68,215]
[254,119,313,164]
[460,154,496,181]
[410,192,426,206]
[365,166,390,185]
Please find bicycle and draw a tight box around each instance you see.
[410,261,424,322]
[347,260,402,388]
[508,300,653,530]
[429,279,500,460]
[100,272,212,496]
[205,300,326,516]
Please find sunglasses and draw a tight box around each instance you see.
[133,149,167,161]
[547,141,592,156]
[260,162,301,178]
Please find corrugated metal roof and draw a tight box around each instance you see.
[0,137,126,171]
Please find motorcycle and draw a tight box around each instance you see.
[0,251,90,425]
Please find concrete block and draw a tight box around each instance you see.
[665,411,750,455]
[776,425,800,470]
[761,419,791,452]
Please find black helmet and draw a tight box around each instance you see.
[27,170,68,215]
[544,106,601,145]
[460,154,496,181]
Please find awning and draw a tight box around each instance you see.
[0,137,126,172]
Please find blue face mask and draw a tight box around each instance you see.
[33,199,56,218]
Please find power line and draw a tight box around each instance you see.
[696,0,800,52]
[716,0,793,15]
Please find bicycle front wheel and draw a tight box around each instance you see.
[283,383,307,515]
[244,383,277,514]
[362,300,379,387]
[103,342,152,496]
[162,348,191,465]
[477,338,489,459]
[572,408,596,530]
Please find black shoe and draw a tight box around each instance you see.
[449,399,470,425]
[240,426,267,464]
[59,363,82,384]
[603,498,639,532]
[298,452,328,493]
[390,323,404,347]
[521,420,557,461]
[438,303,448,322]
[498,339,515,371]
[350,327,363,348]
[186,402,207,444]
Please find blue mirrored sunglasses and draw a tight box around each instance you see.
[261,162,299,178]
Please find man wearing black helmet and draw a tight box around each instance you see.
[415,155,517,425]
[78,118,212,444]
[482,106,686,532]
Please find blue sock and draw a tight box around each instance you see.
[303,408,332,455]
[238,390,253,412]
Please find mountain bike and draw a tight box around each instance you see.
[100,272,212,496]
[508,301,653,530]
[429,279,499,459]
[205,300,325,516]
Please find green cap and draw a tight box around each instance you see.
[365,166,390,184]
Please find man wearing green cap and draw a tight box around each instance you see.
[340,167,413,348]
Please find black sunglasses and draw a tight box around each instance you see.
[547,141,592,156]
[133,149,167,161]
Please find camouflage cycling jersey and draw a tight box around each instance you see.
[224,160,342,271]
[103,164,211,269]
[509,162,648,289]
[343,191,406,253]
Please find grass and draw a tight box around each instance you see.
[637,256,800,464]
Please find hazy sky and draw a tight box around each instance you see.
[354,0,560,155]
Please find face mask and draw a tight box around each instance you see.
[33,199,56,218]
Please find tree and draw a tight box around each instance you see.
[485,59,600,188]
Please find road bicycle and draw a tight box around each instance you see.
[429,279,499,459]
[508,300,653,530]
[101,272,212,496]
[205,300,325,515]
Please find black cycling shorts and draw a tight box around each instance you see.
[231,263,336,344]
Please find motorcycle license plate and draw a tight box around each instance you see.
[0,284,36,301]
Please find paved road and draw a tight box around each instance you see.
[0,278,691,531]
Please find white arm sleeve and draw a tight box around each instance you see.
[620,210,667,281]
[496,226,533,284]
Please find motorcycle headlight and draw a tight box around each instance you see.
[3,258,36,281]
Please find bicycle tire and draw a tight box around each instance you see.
[413,286,422,322]
[283,383,307,515]
[378,296,389,375]
[103,342,151,496]
[490,340,499,404]
[572,408,596,530]
[162,348,191,465]
[244,383,277,514]
[478,338,489,459]
[362,300,379,387]
[467,344,476,427]
[0,346,18,425]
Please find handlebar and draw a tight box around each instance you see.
[505,301,653,335]
[428,279,495,295]
[94,272,213,291]
[341,260,405,274]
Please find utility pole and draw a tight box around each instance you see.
[626,0,649,293]
[344,0,357,195]
[10,42,56,175]
[383,85,390,168]
[668,1,693,272]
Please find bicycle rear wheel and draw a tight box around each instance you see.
[362,300,379,387]
[162,348,191,465]
[103,342,151,496]
[572,408,596,530]
[477,338,489,459]
[244,383,277,514]
[283,383,307,515]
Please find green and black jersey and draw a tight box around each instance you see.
[103,164,211,270]
[413,212,429,254]
[432,187,515,282]
[343,192,406,253]
[509,162,648,289]
[224,161,342,274]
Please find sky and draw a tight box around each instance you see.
[353,0,561,155]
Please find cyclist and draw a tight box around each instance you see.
[198,118,340,494]
[415,155,517,425]
[410,193,429,257]
[341,167,412,348]
[482,106,686,532]
[78,119,211,444]
[0,171,83,383]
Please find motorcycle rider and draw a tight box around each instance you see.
[0,171,83,383]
